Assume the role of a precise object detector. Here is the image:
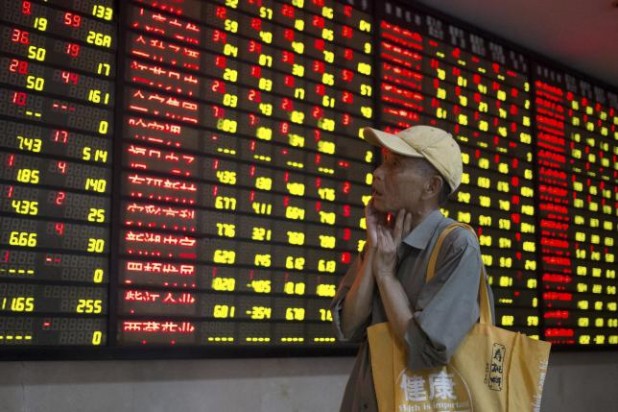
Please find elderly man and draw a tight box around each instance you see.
[331,125,493,411]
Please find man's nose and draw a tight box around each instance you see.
[373,165,384,180]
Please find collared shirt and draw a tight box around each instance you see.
[330,210,493,411]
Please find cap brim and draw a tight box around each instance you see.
[363,127,423,158]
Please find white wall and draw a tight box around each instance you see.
[1,351,617,411]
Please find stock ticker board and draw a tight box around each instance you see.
[0,0,616,358]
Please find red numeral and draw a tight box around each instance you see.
[8,59,28,74]
[56,161,68,174]
[214,55,226,68]
[60,71,79,85]
[65,43,80,57]
[341,26,353,39]
[215,6,226,19]
[52,130,69,143]
[54,222,65,235]
[212,105,224,118]
[21,1,31,15]
[250,18,261,31]
[211,80,225,93]
[11,92,27,106]
[55,191,66,205]
[11,28,29,44]
[250,66,261,78]
[63,12,81,27]
[281,5,295,18]
[212,29,226,43]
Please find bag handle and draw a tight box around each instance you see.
[425,223,493,325]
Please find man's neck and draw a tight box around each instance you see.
[407,204,439,230]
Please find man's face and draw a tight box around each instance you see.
[371,150,429,213]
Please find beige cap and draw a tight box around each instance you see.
[363,125,463,193]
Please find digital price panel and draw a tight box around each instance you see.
[117,0,375,346]
[534,65,618,346]
[1,0,617,356]
[379,2,540,338]
[0,0,115,346]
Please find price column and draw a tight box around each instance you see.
[0,0,115,346]
[117,0,375,347]
[535,65,618,346]
[380,2,540,337]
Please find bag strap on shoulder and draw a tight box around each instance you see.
[425,222,493,325]
[426,222,473,281]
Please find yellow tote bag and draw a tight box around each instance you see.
[368,223,551,411]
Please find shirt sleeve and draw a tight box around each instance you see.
[404,227,483,371]
[330,253,369,342]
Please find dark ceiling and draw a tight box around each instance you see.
[415,0,618,89]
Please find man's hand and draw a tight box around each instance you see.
[373,209,412,282]
[365,199,387,249]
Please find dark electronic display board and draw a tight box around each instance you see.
[0,0,616,357]
[0,0,114,348]
[533,65,618,345]
[117,0,373,346]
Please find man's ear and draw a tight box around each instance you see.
[424,175,444,199]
